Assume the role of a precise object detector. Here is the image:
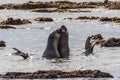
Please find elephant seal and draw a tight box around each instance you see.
[12,48,29,59]
[58,25,70,58]
[84,36,96,56]
[43,29,62,59]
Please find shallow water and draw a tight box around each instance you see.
[0,2,120,80]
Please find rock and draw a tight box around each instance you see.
[0,1,120,10]
[0,25,16,29]
[0,1,103,10]
[0,18,31,25]
[99,17,112,22]
[76,16,98,20]
[32,8,91,13]
[34,17,54,22]
[105,2,120,9]
[64,16,120,23]
[0,40,6,47]
[100,38,120,47]
[0,70,113,79]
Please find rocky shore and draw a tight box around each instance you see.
[0,70,113,79]
[0,18,31,25]
[0,1,120,11]
[64,16,120,23]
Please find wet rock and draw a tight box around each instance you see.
[76,16,98,20]
[1,1,120,10]
[100,38,120,47]
[32,8,91,13]
[34,17,54,22]
[64,16,120,23]
[0,18,31,25]
[99,17,120,23]
[0,1,103,10]
[0,25,16,29]
[0,40,6,47]
[105,2,120,9]
[99,17,112,22]
[0,70,113,79]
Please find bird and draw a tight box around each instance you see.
[12,48,29,59]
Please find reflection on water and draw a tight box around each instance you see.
[0,5,119,79]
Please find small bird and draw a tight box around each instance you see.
[84,36,96,56]
[12,48,29,59]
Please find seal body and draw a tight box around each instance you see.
[58,25,70,58]
[84,36,96,56]
[43,30,61,59]
[85,36,91,50]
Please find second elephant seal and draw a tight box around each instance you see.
[58,25,70,58]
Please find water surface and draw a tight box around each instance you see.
[0,2,120,80]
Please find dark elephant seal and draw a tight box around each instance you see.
[43,29,62,59]
[58,25,70,58]
[84,36,96,56]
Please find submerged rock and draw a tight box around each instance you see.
[0,25,16,29]
[64,16,120,23]
[0,40,6,47]
[76,16,98,20]
[34,17,54,22]
[0,18,31,25]
[32,8,91,13]
[0,70,113,79]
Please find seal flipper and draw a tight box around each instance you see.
[12,48,29,59]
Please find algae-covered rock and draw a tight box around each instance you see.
[0,70,113,79]
[0,18,31,25]
[34,17,54,22]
